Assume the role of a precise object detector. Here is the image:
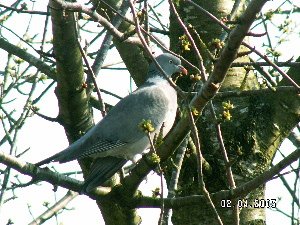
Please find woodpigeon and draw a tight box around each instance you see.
[36,53,187,192]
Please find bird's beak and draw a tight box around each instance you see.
[178,65,188,75]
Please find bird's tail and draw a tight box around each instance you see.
[35,153,62,166]
[35,149,72,166]
[82,156,127,193]
[35,146,79,166]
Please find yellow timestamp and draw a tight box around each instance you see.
[220,199,277,209]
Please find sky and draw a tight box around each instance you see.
[0,0,299,224]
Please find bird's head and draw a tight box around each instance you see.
[148,53,187,78]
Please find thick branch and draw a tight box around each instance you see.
[0,152,82,192]
[0,148,299,209]
[213,86,299,99]
[133,148,300,208]
[231,61,300,68]
[0,152,110,198]
[0,37,57,80]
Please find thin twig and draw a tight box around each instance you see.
[185,0,300,91]
[0,38,57,80]
[291,159,299,223]
[242,42,300,90]
[168,0,207,80]
[0,72,40,210]
[76,38,106,117]
[208,103,239,225]
[32,81,56,105]
[271,162,300,208]
[28,191,78,225]
[0,23,41,57]
[51,0,142,46]
[249,57,277,87]
[73,0,200,75]
[0,3,48,15]
[163,136,188,225]
[187,108,223,225]
[90,0,129,79]
[288,129,300,147]
[144,0,150,45]
[128,0,186,98]
[148,4,167,32]
[31,108,59,122]
[146,132,164,225]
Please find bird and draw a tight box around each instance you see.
[36,53,187,192]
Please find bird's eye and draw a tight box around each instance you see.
[169,59,173,64]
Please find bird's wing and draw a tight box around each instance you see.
[51,84,173,163]
[98,84,172,142]
[81,156,127,193]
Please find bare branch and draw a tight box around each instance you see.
[242,42,300,90]
[0,147,299,209]
[50,0,142,46]
[128,0,185,98]
[0,3,49,15]
[133,148,300,208]
[207,101,239,224]
[163,137,188,224]
[213,86,299,99]
[187,108,223,225]
[168,0,207,80]
[28,190,78,225]
[0,38,57,80]
[186,0,300,91]
[231,61,300,68]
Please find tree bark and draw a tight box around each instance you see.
[168,0,299,224]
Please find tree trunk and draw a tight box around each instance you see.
[168,0,299,224]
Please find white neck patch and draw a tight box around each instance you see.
[146,76,167,84]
